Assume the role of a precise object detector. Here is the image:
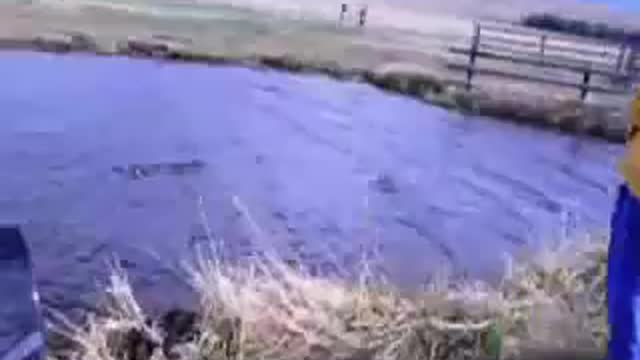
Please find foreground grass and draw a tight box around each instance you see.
[46,232,608,360]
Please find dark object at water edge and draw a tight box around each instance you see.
[0,227,46,360]
[112,160,206,180]
[160,310,199,359]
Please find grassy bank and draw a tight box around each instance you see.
[0,30,630,144]
[46,233,608,360]
[0,0,631,144]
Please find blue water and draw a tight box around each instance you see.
[0,51,624,312]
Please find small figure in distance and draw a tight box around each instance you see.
[339,3,348,24]
[358,5,368,27]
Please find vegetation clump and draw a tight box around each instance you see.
[47,234,608,360]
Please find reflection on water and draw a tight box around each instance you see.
[0,51,623,312]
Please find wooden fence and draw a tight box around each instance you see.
[448,21,640,100]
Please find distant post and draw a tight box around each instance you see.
[627,47,639,79]
[539,34,547,61]
[339,3,348,24]
[580,69,592,101]
[466,23,481,91]
[358,6,368,27]
[616,42,628,73]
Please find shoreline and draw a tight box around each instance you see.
[45,237,609,360]
[0,31,629,144]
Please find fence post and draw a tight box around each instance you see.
[339,3,347,24]
[580,69,591,101]
[358,6,368,27]
[466,23,481,91]
[628,48,639,84]
[616,43,627,73]
[625,47,637,75]
[539,34,547,61]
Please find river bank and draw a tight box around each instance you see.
[0,3,630,144]
[47,234,607,360]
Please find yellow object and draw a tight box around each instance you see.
[620,88,640,198]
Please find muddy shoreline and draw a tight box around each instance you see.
[0,32,628,144]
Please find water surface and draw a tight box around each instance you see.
[0,51,623,312]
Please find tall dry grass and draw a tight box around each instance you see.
[45,229,608,360]
[44,197,607,360]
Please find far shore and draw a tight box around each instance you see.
[0,2,631,143]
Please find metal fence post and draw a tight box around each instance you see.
[628,48,639,83]
[466,23,481,91]
[539,34,547,61]
[339,3,347,24]
[625,47,637,75]
[580,69,591,100]
[616,43,627,73]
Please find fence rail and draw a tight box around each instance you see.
[479,22,620,49]
[479,33,621,60]
[448,21,640,100]
[450,47,626,78]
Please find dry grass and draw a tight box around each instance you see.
[45,229,609,360]
[46,197,608,360]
